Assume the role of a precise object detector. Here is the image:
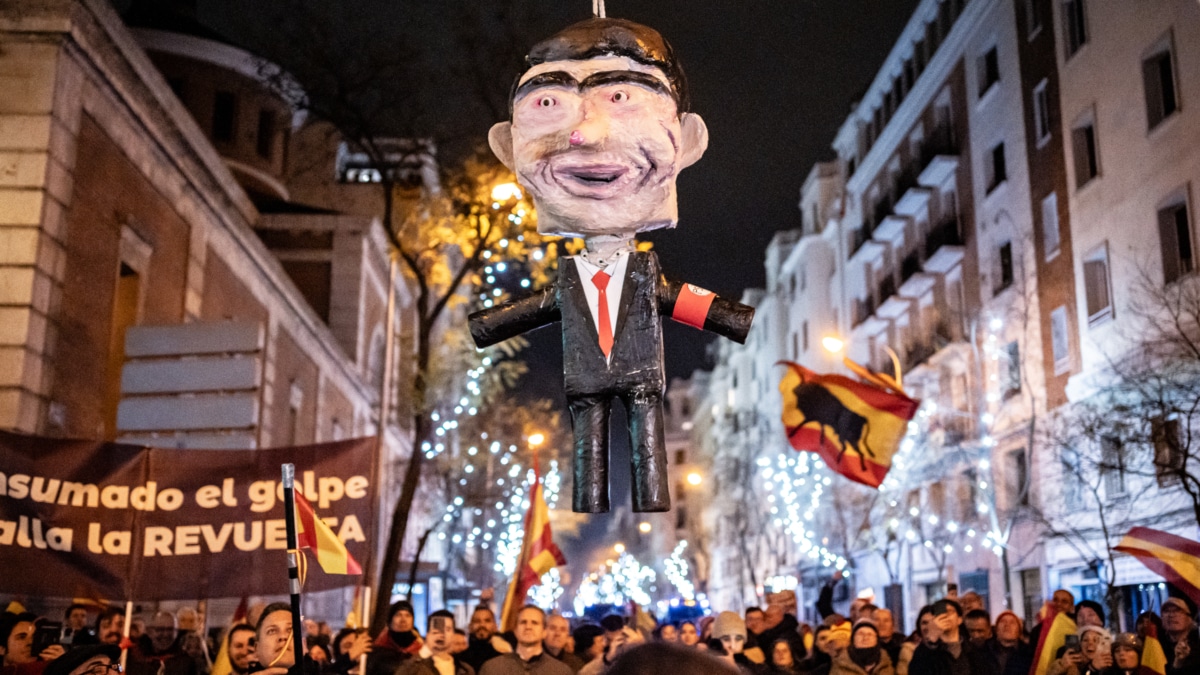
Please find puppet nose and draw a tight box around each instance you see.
[569,130,584,146]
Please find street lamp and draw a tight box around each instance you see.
[491,182,522,203]
[528,433,545,448]
[614,543,626,554]
[823,334,903,388]
[638,522,652,534]
[685,472,703,486]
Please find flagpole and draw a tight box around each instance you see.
[281,464,306,671]
[119,600,133,672]
[358,585,370,675]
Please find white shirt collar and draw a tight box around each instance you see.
[573,251,630,363]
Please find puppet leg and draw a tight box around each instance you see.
[624,389,669,512]
[569,394,611,513]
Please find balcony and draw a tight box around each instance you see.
[850,227,869,256]
[919,124,958,167]
[852,297,877,327]
[904,340,936,370]
[901,252,921,281]
[924,217,965,273]
[878,275,897,305]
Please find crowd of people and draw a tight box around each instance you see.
[3,584,1199,675]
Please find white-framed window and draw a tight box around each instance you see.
[1050,305,1071,374]
[1072,111,1100,187]
[1143,32,1179,131]
[1083,243,1112,325]
[1033,79,1052,144]
[1042,192,1061,260]
[1024,0,1044,39]
[1101,436,1127,498]
[1063,0,1088,58]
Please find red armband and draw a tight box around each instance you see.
[672,283,716,329]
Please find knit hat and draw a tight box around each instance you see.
[1077,624,1110,642]
[1114,632,1143,654]
[851,619,878,643]
[388,600,414,619]
[712,611,747,640]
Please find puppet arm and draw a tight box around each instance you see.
[468,287,561,348]
[658,278,754,344]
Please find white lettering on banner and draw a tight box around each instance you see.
[0,516,72,551]
[87,523,131,555]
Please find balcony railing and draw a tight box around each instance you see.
[904,341,936,370]
[925,217,963,259]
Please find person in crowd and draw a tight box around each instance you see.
[757,606,805,664]
[460,607,511,675]
[306,646,330,666]
[602,642,737,675]
[1075,601,1105,629]
[61,606,96,647]
[650,624,676,643]
[766,639,798,675]
[43,644,120,675]
[745,610,765,642]
[248,602,322,675]
[397,611,473,675]
[176,611,200,637]
[1,611,65,675]
[706,612,763,675]
[225,624,256,675]
[544,615,583,673]
[1108,633,1142,675]
[569,626,604,667]
[868,610,900,666]
[369,601,422,675]
[580,619,643,675]
[130,618,146,644]
[985,610,1032,675]
[134,611,197,675]
[677,622,699,648]
[451,630,469,656]
[1134,611,1165,643]
[1048,624,1109,675]
[480,607,569,675]
[830,621,893,675]
[957,593,984,617]
[907,599,989,674]
[796,624,834,675]
[1159,597,1200,675]
[963,610,992,645]
[330,628,359,666]
[94,609,124,648]
[699,616,715,643]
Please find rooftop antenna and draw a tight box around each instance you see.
[592,0,606,18]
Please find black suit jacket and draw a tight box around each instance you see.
[469,251,752,397]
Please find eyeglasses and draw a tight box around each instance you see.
[83,663,123,675]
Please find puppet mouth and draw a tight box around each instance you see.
[551,163,638,197]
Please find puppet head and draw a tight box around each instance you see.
[489,18,708,240]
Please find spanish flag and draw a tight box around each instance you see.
[500,465,566,632]
[1141,622,1169,675]
[1114,527,1200,605]
[209,598,249,675]
[779,362,919,488]
[1030,607,1076,675]
[295,490,362,575]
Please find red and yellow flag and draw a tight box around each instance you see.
[1030,607,1077,675]
[1141,622,1169,675]
[779,362,919,488]
[295,490,362,575]
[1114,527,1200,605]
[500,466,566,632]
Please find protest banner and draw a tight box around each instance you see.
[0,431,377,600]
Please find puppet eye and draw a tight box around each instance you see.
[538,96,556,107]
[611,91,629,102]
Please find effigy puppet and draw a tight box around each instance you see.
[468,17,754,513]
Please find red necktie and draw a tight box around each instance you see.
[592,270,614,358]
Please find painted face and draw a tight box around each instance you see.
[719,634,745,655]
[491,55,708,239]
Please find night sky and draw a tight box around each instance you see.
[189,0,922,569]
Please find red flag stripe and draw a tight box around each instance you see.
[786,363,918,417]
[787,425,890,487]
[1113,544,1200,606]
[1123,527,1200,559]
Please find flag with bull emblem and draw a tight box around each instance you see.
[779,362,919,488]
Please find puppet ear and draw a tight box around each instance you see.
[488,122,515,170]
[678,113,709,169]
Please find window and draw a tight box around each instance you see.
[1051,305,1071,373]
[994,242,1014,294]
[792,332,799,360]
[1033,80,1052,144]
[1025,0,1044,38]
[802,321,810,351]
[675,449,686,465]
[1063,0,1088,58]
[987,142,1007,192]
[1009,448,1030,506]
[1072,119,1099,187]
[960,570,991,609]
[1061,448,1083,508]
[1152,416,1184,487]
[213,91,237,143]
[1020,569,1043,622]
[1101,436,1127,497]
[1003,341,1021,398]
[1083,245,1112,325]
[1143,39,1179,130]
[978,47,1000,97]
[1042,192,1061,259]
[1159,199,1194,284]
[256,110,275,159]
